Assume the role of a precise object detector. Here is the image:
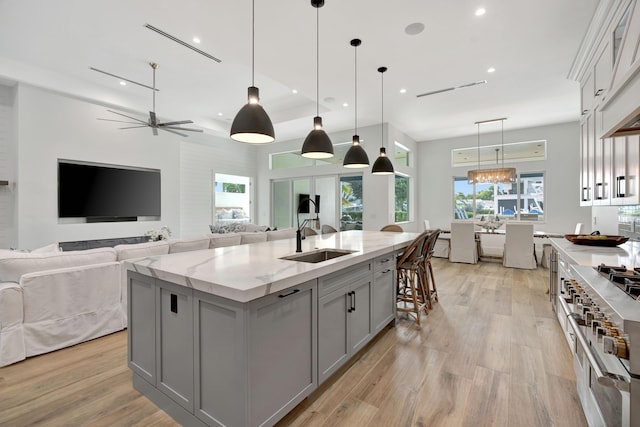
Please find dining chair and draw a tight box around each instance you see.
[503,222,537,269]
[396,230,431,325]
[321,224,338,234]
[381,224,403,232]
[449,221,478,264]
[575,222,584,234]
[424,219,431,231]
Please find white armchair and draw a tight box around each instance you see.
[449,221,478,264]
[503,222,537,269]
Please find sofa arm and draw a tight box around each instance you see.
[0,281,26,367]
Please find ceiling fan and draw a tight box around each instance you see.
[98,62,203,137]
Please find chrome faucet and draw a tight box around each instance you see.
[296,197,320,252]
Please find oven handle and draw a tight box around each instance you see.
[566,313,630,393]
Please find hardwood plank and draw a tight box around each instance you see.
[0,259,588,427]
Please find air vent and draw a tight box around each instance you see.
[144,24,222,63]
[416,80,487,98]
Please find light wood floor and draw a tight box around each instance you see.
[0,259,587,427]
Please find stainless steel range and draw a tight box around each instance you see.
[552,259,640,427]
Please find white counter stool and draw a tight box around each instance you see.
[396,231,430,325]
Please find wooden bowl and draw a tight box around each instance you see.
[564,234,629,247]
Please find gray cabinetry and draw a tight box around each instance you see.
[157,279,194,412]
[317,259,386,384]
[128,271,156,385]
[248,280,317,426]
[372,253,396,333]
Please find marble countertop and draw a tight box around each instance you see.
[549,237,640,268]
[125,230,419,303]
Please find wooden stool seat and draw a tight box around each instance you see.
[396,231,431,325]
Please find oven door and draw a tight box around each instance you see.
[568,315,630,427]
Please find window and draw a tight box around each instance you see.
[395,174,409,222]
[340,175,363,230]
[453,172,545,221]
[214,173,251,226]
[452,140,546,167]
[394,141,410,167]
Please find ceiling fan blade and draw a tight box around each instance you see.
[159,127,189,138]
[159,120,194,126]
[119,125,150,129]
[163,126,203,133]
[106,109,148,124]
[149,111,157,126]
[416,80,487,98]
[97,118,145,125]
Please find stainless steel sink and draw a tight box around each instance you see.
[280,249,356,263]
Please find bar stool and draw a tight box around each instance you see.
[396,231,430,325]
[422,229,441,309]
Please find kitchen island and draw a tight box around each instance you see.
[124,230,418,427]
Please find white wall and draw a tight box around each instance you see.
[11,84,256,249]
[0,84,16,248]
[255,122,420,232]
[417,121,592,234]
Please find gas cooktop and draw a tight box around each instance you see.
[596,263,640,299]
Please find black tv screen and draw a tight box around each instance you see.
[58,160,161,219]
[298,194,320,214]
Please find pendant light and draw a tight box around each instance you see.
[301,0,334,159]
[230,0,275,144]
[372,66,394,175]
[343,38,369,168]
[467,118,516,184]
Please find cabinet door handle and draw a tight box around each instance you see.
[380,258,390,263]
[616,176,625,198]
[170,293,178,314]
[595,89,604,97]
[278,289,300,298]
[347,291,353,313]
[582,109,589,115]
[381,268,392,274]
[595,182,603,200]
[352,291,356,312]
[582,187,590,202]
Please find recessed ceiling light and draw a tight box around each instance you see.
[400,88,407,94]
[343,102,349,107]
[487,67,495,73]
[475,8,486,16]
[193,37,201,44]
[292,89,298,94]
[119,81,127,86]
[218,112,223,117]
[404,22,425,36]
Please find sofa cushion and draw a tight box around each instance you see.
[32,243,61,253]
[239,232,268,245]
[266,228,296,241]
[209,233,242,248]
[0,247,117,283]
[169,236,211,254]
[115,241,170,261]
[241,223,269,233]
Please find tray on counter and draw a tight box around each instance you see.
[564,234,629,247]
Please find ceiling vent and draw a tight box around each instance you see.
[144,24,222,63]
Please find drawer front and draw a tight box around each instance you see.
[373,252,395,273]
[318,262,371,296]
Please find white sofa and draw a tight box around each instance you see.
[0,227,296,367]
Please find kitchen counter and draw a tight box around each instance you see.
[126,230,417,427]
[549,237,640,268]
[125,230,418,302]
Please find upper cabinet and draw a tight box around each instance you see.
[573,0,640,206]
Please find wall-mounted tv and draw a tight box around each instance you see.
[298,194,320,214]
[58,160,161,221]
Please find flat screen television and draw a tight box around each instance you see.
[58,160,161,220]
[298,194,320,214]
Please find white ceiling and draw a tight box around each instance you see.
[0,0,598,143]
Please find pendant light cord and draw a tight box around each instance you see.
[476,122,480,172]
[152,63,156,114]
[316,5,320,117]
[251,0,255,86]
[354,43,358,134]
[501,118,504,169]
[381,70,384,148]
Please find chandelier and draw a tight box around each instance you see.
[467,118,516,184]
